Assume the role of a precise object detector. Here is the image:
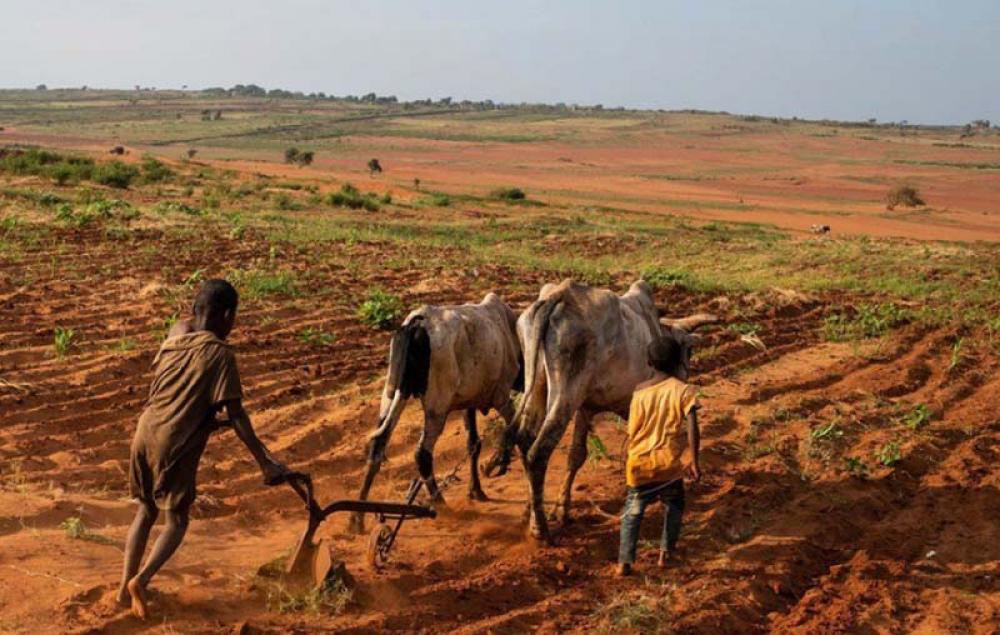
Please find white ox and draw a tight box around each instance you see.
[485,279,716,541]
[350,292,522,533]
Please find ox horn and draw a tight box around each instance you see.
[660,313,719,332]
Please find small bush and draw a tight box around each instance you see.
[327,183,380,211]
[421,193,451,207]
[491,186,526,201]
[886,185,924,210]
[92,161,139,189]
[140,156,173,183]
[357,289,402,330]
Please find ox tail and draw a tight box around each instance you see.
[367,316,431,444]
[483,299,558,478]
[513,297,560,435]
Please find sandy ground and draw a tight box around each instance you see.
[0,224,997,633]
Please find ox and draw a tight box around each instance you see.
[350,292,522,533]
[486,279,716,541]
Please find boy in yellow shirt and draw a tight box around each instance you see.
[618,335,701,576]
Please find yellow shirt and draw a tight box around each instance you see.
[625,377,699,487]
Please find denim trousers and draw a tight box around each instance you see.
[618,479,685,564]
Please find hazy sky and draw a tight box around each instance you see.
[3,0,998,124]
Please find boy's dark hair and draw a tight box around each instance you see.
[193,279,239,317]
[647,335,682,374]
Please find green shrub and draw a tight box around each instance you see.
[326,183,380,211]
[491,186,526,201]
[0,147,95,184]
[92,161,139,189]
[140,156,173,183]
[421,193,451,207]
[357,290,402,330]
[885,185,924,210]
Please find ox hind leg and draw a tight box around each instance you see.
[416,410,447,503]
[524,398,576,543]
[350,391,408,534]
[551,409,593,526]
[464,409,488,501]
[483,398,517,478]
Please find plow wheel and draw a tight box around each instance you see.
[367,522,393,570]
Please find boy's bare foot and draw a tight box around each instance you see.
[617,563,632,577]
[115,586,131,608]
[127,577,149,619]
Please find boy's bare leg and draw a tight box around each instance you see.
[128,506,190,618]
[117,501,158,606]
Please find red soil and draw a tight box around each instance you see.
[0,225,997,633]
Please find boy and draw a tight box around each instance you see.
[117,279,290,618]
[618,335,701,576]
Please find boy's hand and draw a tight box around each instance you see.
[261,459,291,486]
[685,461,702,482]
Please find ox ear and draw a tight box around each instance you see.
[659,313,719,332]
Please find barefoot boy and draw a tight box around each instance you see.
[618,335,701,576]
[118,279,290,618]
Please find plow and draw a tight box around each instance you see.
[277,471,437,587]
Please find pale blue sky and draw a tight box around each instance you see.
[2,0,997,124]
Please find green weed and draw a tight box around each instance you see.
[810,421,843,441]
[357,289,402,330]
[901,403,932,430]
[586,434,610,465]
[53,327,75,357]
[876,440,902,466]
[229,269,298,299]
[844,456,869,479]
[822,303,909,341]
[948,337,964,371]
[59,516,116,545]
[264,577,352,615]
[298,328,337,347]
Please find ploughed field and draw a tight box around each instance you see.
[0,99,998,633]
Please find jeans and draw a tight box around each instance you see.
[618,479,685,564]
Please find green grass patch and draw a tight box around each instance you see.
[357,289,402,330]
[821,303,910,341]
[229,269,298,299]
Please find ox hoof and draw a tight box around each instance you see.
[468,488,489,502]
[482,454,509,478]
[548,508,573,526]
[528,526,553,546]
